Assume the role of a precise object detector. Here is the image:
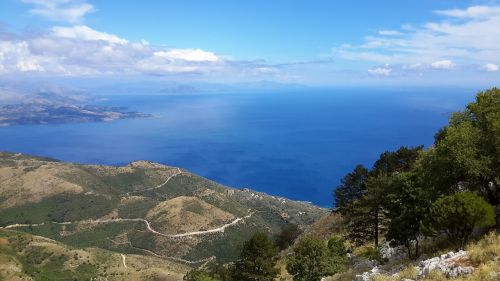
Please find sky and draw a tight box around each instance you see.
[0,0,499,87]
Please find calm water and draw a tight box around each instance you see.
[0,88,476,206]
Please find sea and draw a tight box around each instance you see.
[0,87,477,207]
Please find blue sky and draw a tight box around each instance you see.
[0,0,499,86]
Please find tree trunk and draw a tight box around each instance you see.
[405,241,412,260]
[374,208,379,248]
[415,238,419,259]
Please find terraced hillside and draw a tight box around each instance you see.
[0,152,327,279]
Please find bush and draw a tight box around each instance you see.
[287,236,346,281]
[355,245,383,263]
[327,236,347,257]
[425,192,495,249]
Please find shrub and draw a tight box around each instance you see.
[327,236,347,258]
[287,236,346,281]
[425,192,495,249]
[355,245,383,262]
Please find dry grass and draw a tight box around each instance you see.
[0,164,84,208]
[420,232,500,281]
[0,229,191,281]
[303,212,345,240]
[370,266,418,281]
[321,269,357,281]
[145,196,235,233]
[368,232,500,281]
[467,232,500,266]
[421,263,500,281]
[353,244,384,262]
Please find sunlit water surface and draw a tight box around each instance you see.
[0,88,475,206]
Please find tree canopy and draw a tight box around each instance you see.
[287,236,347,281]
[333,88,500,258]
[424,191,495,249]
[232,233,279,281]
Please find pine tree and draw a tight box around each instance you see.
[385,171,432,259]
[334,164,369,213]
[232,233,278,281]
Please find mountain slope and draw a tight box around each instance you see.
[0,228,190,281]
[0,152,327,271]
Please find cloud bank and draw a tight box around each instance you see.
[0,25,280,79]
[0,0,284,81]
[2,1,499,85]
[333,5,500,77]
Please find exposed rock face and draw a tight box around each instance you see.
[379,241,407,262]
[353,250,474,281]
[354,266,380,281]
[418,251,474,278]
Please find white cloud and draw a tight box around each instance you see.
[52,25,128,44]
[368,64,392,76]
[333,5,500,74]
[430,60,456,70]
[481,63,499,72]
[435,6,500,19]
[378,30,402,36]
[0,41,45,73]
[154,49,219,62]
[0,25,273,78]
[21,0,94,23]
[403,63,425,70]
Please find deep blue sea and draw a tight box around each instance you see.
[0,88,477,207]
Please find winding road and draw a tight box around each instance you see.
[2,212,253,238]
[128,168,182,195]
[120,254,127,268]
[1,170,254,266]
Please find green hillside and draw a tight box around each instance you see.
[0,153,327,280]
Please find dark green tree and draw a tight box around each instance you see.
[338,147,423,247]
[371,146,423,175]
[385,171,433,259]
[287,236,346,281]
[333,165,374,246]
[275,223,303,250]
[364,146,423,247]
[362,174,391,247]
[232,233,279,281]
[334,164,369,213]
[431,88,499,208]
[424,192,495,249]
[342,198,376,246]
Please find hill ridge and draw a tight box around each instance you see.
[0,151,328,270]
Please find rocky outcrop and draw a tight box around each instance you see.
[417,251,474,278]
[353,250,474,281]
[379,242,407,262]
